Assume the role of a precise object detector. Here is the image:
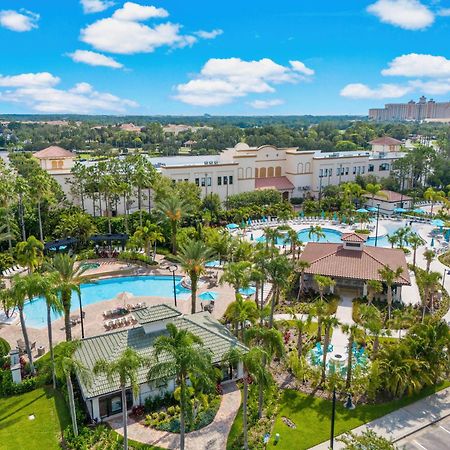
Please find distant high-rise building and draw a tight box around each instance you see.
[369,96,450,121]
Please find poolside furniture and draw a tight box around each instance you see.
[17,339,36,354]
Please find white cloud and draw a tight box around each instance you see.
[0,9,39,32]
[409,79,450,95]
[80,0,115,14]
[289,60,315,76]
[367,0,434,30]
[438,8,450,17]
[249,99,284,109]
[340,83,412,99]
[174,57,314,106]
[0,72,137,113]
[194,29,223,39]
[382,53,450,77]
[112,2,168,21]
[68,50,123,69]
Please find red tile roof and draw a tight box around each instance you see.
[33,146,74,159]
[341,233,368,242]
[365,190,412,203]
[369,136,403,146]
[255,176,294,191]
[299,242,410,285]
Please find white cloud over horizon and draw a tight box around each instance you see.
[68,50,123,69]
[0,72,137,113]
[367,0,434,30]
[0,9,39,32]
[174,58,314,106]
[340,83,413,99]
[80,0,115,14]
[249,99,285,109]
[80,2,219,55]
[382,53,450,77]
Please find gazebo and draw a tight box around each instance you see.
[89,233,129,251]
[44,237,79,253]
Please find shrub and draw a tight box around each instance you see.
[167,406,176,416]
[0,338,11,358]
[118,251,158,265]
[76,249,97,260]
[0,369,38,397]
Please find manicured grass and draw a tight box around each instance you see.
[0,387,71,450]
[267,382,450,449]
[226,404,243,450]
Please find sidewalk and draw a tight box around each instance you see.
[309,387,450,449]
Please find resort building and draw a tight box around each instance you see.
[74,304,245,422]
[369,136,403,153]
[299,232,411,298]
[364,190,413,215]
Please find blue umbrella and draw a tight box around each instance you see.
[367,206,378,212]
[226,223,239,230]
[333,212,338,220]
[299,211,305,218]
[393,207,407,214]
[205,260,220,267]
[356,208,369,213]
[431,238,435,247]
[413,208,425,214]
[239,286,257,296]
[250,233,254,241]
[263,216,268,222]
[445,230,450,242]
[199,291,218,301]
[247,218,252,225]
[431,219,445,228]
[321,210,325,219]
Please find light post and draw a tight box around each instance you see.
[78,293,85,339]
[165,264,178,307]
[442,268,450,287]
[330,388,355,449]
[374,203,381,247]
[318,175,323,208]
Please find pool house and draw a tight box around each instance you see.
[299,232,411,299]
[73,304,246,422]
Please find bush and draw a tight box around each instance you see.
[76,249,97,260]
[118,251,158,265]
[0,369,38,397]
[0,338,11,358]
[0,252,15,273]
[144,391,176,412]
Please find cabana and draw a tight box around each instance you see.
[44,237,79,253]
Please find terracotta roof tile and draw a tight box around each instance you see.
[365,190,412,203]
[341,233,368,242]
[33,146,74,158]
[255,176,294,191]
[369,136,403,146]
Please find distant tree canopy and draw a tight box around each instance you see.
[226,189,282,209]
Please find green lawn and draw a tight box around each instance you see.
[0,387,70,450]
[267,382,450,449]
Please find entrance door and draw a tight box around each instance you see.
[282,191,289,201]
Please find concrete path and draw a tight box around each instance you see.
[109,382,241,450]
[309,387,450,449]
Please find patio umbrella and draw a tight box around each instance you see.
[205,260,220,268]
[116,291,133,307]
[199,291,218,302]
[247,218,252,225]
[250,233,254,241]
[430,238,435,247]
[393,207,407,214]
[321,210,325,219]
[240,221,246,229]
[263,216,268,222]
[413,208,425,214]
[299,211,305,218]
[226,223,239,230]
[333,212,338,220]
[431,219,445,228]
[367,206,378,213]
[356,208,369,213]
[238,286,257,296]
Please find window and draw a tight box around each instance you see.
[275,166,282,177]
[260,167,266,178]
[51,160,58,169]
[345,167,349,175]
[195,178,199,186]
[357,167,361,175]
[361,166,365,174]
[201,178,206,187]
[217,176,222,186]
[337,167,341,176]
[268,167,274,177]
[207,177,211,186]
[99,391,133,418]
[353,167,357,175]
[368,164,374,172]
[329,169,332,176]
[255,168,259,178]
[184,178,189,182]
[223,176,228,185]
[229,176,233,185]
[319,169,324,177]
[379,163,390,171]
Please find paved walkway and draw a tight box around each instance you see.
[109,382,241,450]
[309,387,450,449]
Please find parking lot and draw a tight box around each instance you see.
[396,416,450,449]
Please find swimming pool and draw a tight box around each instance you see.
[23,275,190,329]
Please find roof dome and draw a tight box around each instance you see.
[234,142,250,151]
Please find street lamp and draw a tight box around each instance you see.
[374,203,381,247]
[78,292,85,339]
[318,175,324,208]
[330,388,355,449]
[165,264,178,307]
[442,268,450,287]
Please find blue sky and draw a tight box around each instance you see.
[0,0,449,115]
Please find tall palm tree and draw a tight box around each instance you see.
[387,234,398,249]
[175,239,213,314]
[265,255,292,327]
[424,187,445,215]
[308,225,325,242]
[148,323,216,450]
[341,323,363,389]
[224,347,269,450]
[366,280,383,305]
[55,341,92,437]
[284,227,302,260]
[47,254,88,341]
[263,226,282,257]
[359,304,384,359]
[245,326,283,418]
[220,261,252,300]
[314,275,335,301]
[311,298,328,343]
[407,233,425,268]
[378,266,404,321]
[285,309,312,358]
[420,271,441,321]
[296,260,311,301]
[320,316,340,384]
[131,221,164,260]
[15,236,44,273]
[391,226,411,249]
[155,195,191,254]
[94,348,148,450]
[365,183,385,205]
[223,294,258,337]
[29,172,54,242]
[423,249,435,272]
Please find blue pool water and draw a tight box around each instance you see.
[23,275,190,329]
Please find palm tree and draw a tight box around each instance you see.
[265,255,292,327]
[359,304,384,359]
[311,298,328,343]
[155,195,191,254]
[365,183,385,205]
[47,253,88,341]
[285,227,302,260]
[223,294,259,337]
[55,341,92,437]
[175,239,213,314]
[0,224,14,246]
[308,225,325,242]
[224,346,269,450]
[423,249,435,272]
[424,187,445,215]
[295,260,311,301]
[314,275,335,301]
[263,226,282,257]
[131,221,164,260]
[320,316,340,384]
[94,348,148,450]
[341,323,363,389]
[408,233,425,268]
[366,280,383,305]
[286,309,312,358]
[391,226,411,249]
[220,261,252,300]
[148,323,216,450]
[15,236,44,273]
[420,271,441,321]
[29,172,54,242]
[378,266,404,321]
[245,326,283,418]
